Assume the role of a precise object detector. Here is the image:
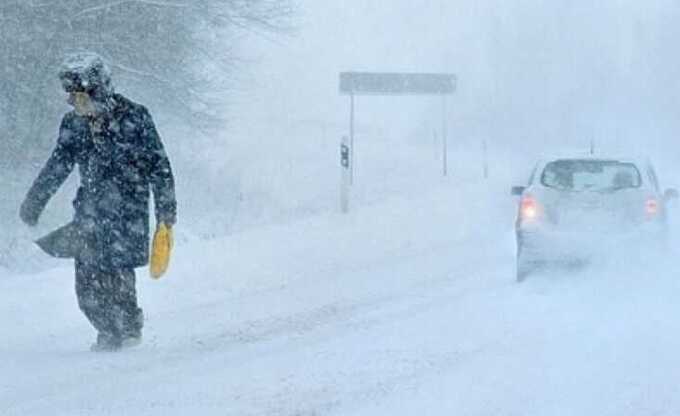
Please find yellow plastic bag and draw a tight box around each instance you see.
[150,223,173,279]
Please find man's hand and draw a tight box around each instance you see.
[19,200,39,226]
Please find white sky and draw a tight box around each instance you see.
[230,1,680,164]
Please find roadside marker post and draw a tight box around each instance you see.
[340,135,351,213]
[483,139,489,179]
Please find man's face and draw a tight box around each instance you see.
[68,91,97,117]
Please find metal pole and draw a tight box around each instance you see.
[442,95,448,176]
[483,139,489,179]
[350,93,355,185]
[433,129,439,162]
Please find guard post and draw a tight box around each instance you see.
[340,135,351,213]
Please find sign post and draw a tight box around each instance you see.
[339,72,456,182]
[442,95,448,176]
[349,93,355,185]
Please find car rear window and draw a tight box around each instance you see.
[541,159,642,191]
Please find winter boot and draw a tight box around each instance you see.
[120,334,143,349]
[119,327,143,349]
[90,332,122,352]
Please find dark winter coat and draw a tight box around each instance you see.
[20,93,176,268]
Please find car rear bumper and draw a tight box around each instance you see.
[517,223,666,261]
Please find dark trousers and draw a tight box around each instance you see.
[74,258,143,339]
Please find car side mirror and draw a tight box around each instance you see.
[664,188,679,201]
[511,186,526,196]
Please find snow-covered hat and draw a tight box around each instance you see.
[58,52,114,96]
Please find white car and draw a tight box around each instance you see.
[512,154,677,281]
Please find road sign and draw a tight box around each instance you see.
[339,71,457,185]
[340,72,456,96]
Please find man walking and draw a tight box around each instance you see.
[20,52,177,351]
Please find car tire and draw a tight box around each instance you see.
[516,254,533,282]
[658,226,670,254]
[516,233,540,282]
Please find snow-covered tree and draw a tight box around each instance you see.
[1,0,293,156]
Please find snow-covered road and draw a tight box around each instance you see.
[3,182,680,415]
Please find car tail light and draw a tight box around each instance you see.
[645,198,659,217]
[520,195,540,220]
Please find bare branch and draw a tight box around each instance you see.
[70,0,190,20]
[0,0,296,159]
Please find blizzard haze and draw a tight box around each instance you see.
[3,1,680,415]
[221,0,680,229]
